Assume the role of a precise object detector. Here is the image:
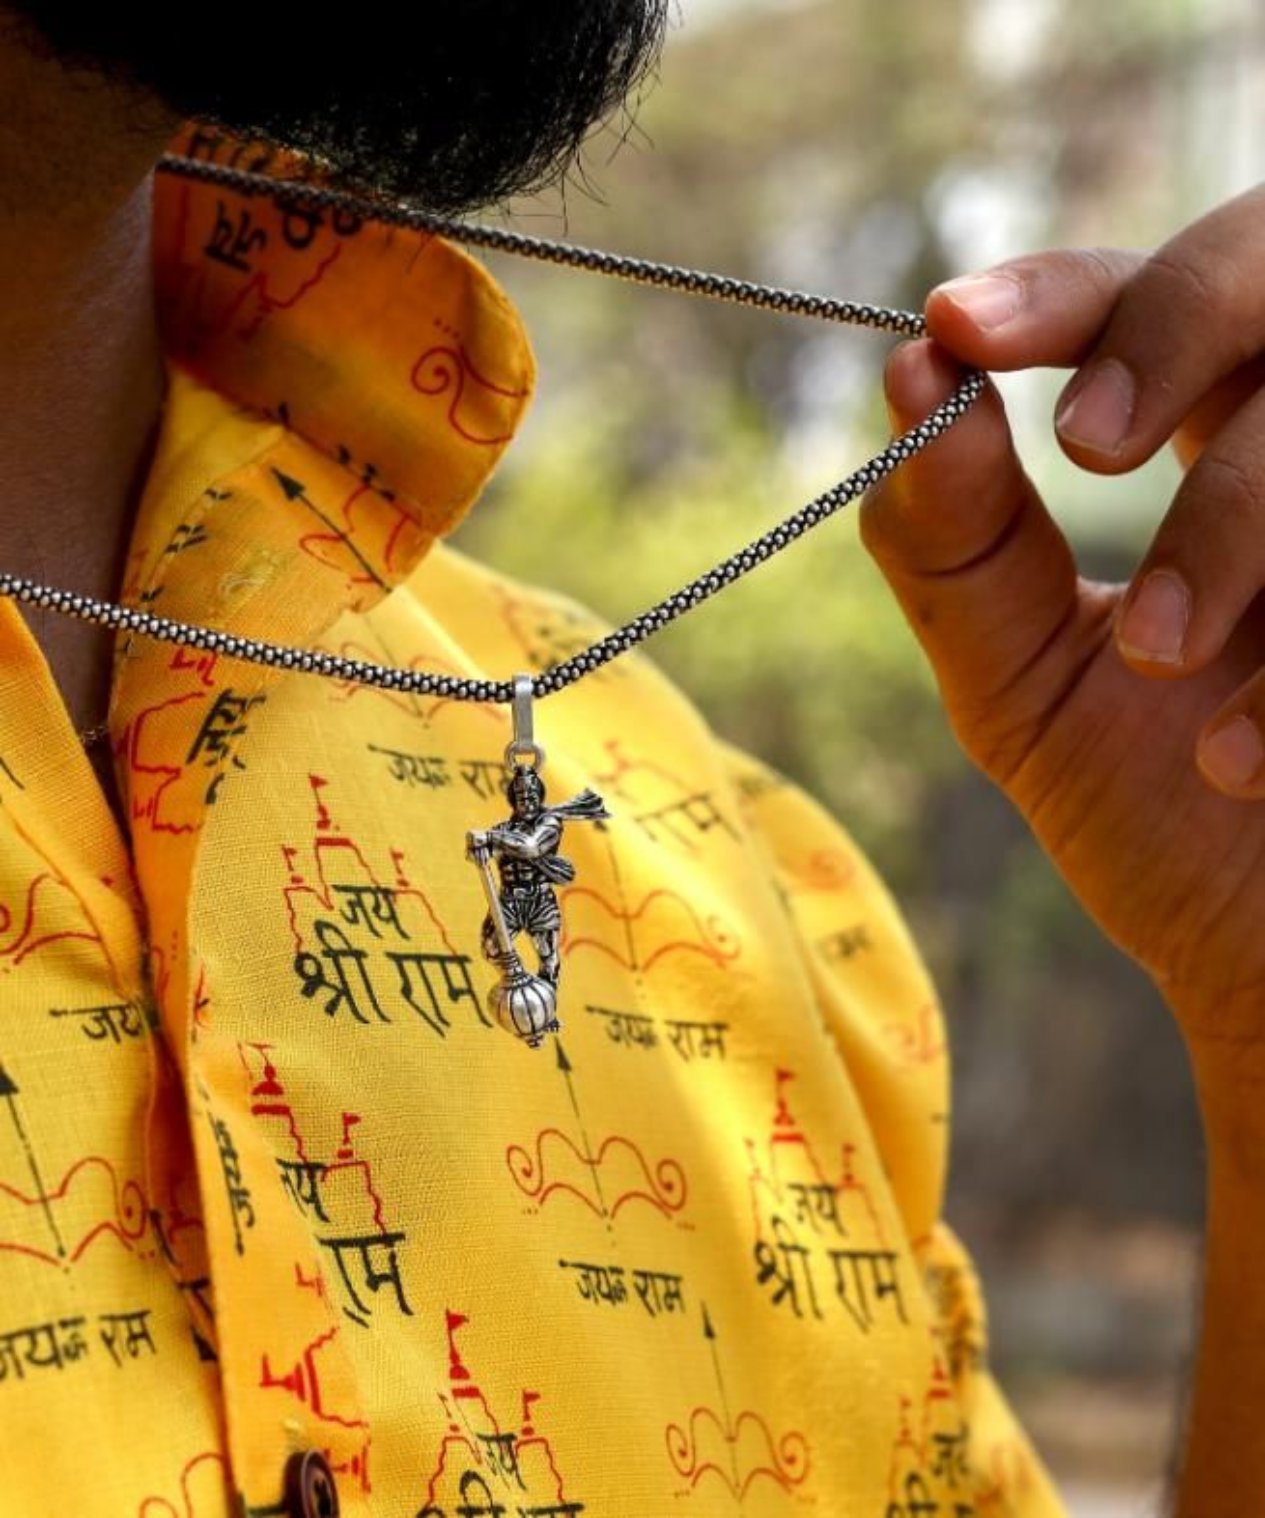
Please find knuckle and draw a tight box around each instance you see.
[946,705,1028,789]
[1186,448,1263,526]
[1143,247,1227,313]
[1072,245,1138,298]
[1008,246,1133,301]
[1131,249,1249,378]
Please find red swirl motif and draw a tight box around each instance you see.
[666,1407,810,1497]
[137,1450,230,1518]
[409,342,529,445]
[562,885,742,974]
[0,1155,148,1268]
[506,1127,687,1220]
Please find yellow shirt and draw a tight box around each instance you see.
[0,136,1065,1518]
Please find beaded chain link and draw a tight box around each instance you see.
[13,155,986,711]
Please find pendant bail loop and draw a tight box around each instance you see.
[505,673,546,771]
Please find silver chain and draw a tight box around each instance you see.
[0,156,985,708]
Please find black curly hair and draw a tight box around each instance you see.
[3,1,669,214]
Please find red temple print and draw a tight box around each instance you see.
[886,1364,976,1518]
[744,1070,908,1329]
[258,1263,373,1496]
[239,1041,413,1331]
[419,1310,587,1516]
[747,1069,887,1245]
[124,679,268,835]
[281,776,487,1040]
[281,773,459,954]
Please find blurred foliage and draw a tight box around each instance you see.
[456,0,1263,1265]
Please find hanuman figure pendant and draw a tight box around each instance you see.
[466,675,609,1048]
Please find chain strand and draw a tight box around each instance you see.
[157,155,930,339]
[4,157,984,706]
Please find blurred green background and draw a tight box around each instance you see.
[455,1,1264,1509]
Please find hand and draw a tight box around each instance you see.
[861,189,1265,1026]
[466,830,492,864]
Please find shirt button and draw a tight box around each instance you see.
[283,1450,340,1518]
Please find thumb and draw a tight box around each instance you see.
[860,340,1093,786]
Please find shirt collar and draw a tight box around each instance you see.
[150,128,536,577]
[104,133,537,983]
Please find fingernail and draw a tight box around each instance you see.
[934,274,1022,332]
[1116,570,1190,665]
[1057,359,1137,456]
[1200,716,1265,791]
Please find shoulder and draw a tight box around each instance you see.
[724,743,951,1248]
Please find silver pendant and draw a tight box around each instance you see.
[467,675,610,1048]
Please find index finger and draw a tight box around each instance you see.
[927,186,1265,475]
[926,247,1143,372]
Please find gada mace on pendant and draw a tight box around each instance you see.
[466,676,609,1048]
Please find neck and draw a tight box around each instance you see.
[0,176,164,595]
[0,25,175,736]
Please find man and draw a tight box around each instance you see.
[0,5,1247,1517]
